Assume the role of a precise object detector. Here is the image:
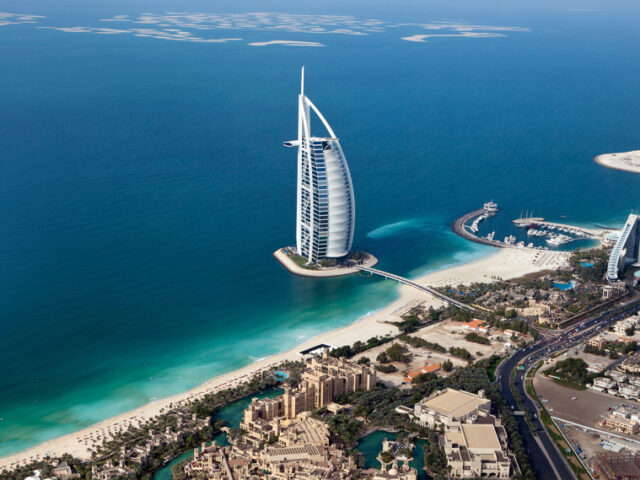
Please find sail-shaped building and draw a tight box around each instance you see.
[284,68,355,264]
[607,212,640,282]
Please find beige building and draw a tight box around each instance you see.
[600,414,640,435]
[412,388,491,428]
[603,281,626,300]
[188,411,416,480]
[613,316,640,336]
[444,419,512,479]
[621,353,640,374]
[588,335,608,350]
[51,462,79,479]
[243,348,375,429]
[516,300,549,319]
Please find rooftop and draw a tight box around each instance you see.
[405,364,441,382]
[421,388,489,419]
[462,319,484,329]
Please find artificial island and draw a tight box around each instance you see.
[274,68,378,277]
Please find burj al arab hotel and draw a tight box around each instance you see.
[284,68,355,265]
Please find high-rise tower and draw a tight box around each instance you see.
[607,212,640,282]
[284,68,355,264]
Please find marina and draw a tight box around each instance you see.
[453,203,604,252]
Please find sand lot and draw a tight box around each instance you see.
[552,345,617,371]
[534,372,640,434]
[355,319,518,386]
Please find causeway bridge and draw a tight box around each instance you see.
[355,266,475,312]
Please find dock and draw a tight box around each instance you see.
[452,208,506,249]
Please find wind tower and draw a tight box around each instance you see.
[284,67,355,264]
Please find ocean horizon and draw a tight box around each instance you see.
[1,0,640,457]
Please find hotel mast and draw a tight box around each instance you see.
[284,68,355,264]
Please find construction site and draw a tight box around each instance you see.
[595,453,640,479]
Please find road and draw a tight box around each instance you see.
[496,299,640,479]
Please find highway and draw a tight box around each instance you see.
[496,298,640,479]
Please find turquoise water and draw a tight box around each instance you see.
[553,281,576,291]
[1,0,640,457]
[581,262,595,268]
[355,430,429,479]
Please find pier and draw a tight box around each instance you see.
[355,265,475,312]
[452,208,506,249]
[453,204,603,250]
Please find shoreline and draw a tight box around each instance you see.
[595,151,640,174]
[273,248,378,277]
[0,245,571,471]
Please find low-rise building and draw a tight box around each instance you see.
[603,281,626,300]
[588,335,608,350]
[614,317,640,337]
[590,377,616,392]
[620,353,640,374]
[516,301,549,318]
[609,371,629,384]
[600,414,640,435]
[412,388,491,428]
[443,417,513,479]
[503,329,522,338]
[50,462,79,480]
[404,364,441,383]
[619,383,640,400]
[461,319,485,332]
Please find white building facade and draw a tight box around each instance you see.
[284,68,355,264]
[607,212,640,282]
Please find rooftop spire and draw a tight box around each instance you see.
[300,66,305,97]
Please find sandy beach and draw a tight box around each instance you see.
[595,150,640,174]
[0,246,569,471]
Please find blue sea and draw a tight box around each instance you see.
[1,0,640,457]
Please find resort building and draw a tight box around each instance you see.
[187,413,416,480]
[284,68,355,264]
[607,212,640,282]
[50,462,79,479]
[186,433,358,480]
[603,281,627,300]
[443,418,513,479]
[364,438,418,480]
[412,388,491,428]
[242,348,375,428]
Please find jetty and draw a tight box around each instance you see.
[355,265,475,312]
[452,202,505,249]
[453,203,603,250]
